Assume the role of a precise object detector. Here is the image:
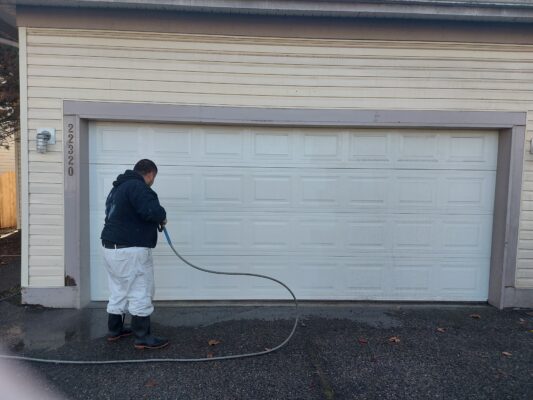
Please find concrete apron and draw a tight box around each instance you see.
[0,301,523,354]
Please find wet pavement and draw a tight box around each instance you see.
[0,298,532,400]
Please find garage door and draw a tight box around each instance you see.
[89,122,498,301]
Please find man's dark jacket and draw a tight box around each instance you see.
[101,170,166,248]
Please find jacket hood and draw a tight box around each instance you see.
[113,169,145,187]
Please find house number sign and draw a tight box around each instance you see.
[67,123,74,176]
[64,115,77,192]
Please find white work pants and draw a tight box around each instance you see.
[102,246,155,317]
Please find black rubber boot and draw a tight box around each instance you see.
[107,313,133,342]
[131,315,169,350]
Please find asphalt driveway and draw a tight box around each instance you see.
[1,231,532,400]
[0,298,532,400]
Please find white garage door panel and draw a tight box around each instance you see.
[89,208,492,256]
[89,124,498,170]
[89,122,497,301]
[91,165,496,213]
[90,253,488,301]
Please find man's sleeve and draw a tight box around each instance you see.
[128,182,166,223]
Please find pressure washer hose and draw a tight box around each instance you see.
[0,227,299,364]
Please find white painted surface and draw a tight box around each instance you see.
[19,27,30,287]
[89,122,498,301]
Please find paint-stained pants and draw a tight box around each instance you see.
[103,247,155,317]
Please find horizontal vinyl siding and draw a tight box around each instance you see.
[518,127,533,289]
[24,27,533,288]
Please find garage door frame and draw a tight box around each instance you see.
[48,101,527,308]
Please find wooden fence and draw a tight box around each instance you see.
[0,171,17,228]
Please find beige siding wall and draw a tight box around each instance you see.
[23,27,533,288]
[518,113,533,288]
[0,142,15,174]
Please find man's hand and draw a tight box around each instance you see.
[158,218,167,232]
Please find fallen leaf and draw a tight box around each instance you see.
[501,351,512,357]
[436,327,447,333]
[469,313,481,319]
[358,338,368,345]
[528,330,533,333]
[207,352,214,358]
[144,378,157,388]
[519,318,525,324]
[208,339,221,346]
[264,347,272,351]
[495,369,507,379]
[388,336,400,343]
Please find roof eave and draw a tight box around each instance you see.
[2,0,533,27]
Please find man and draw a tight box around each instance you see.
[101,159,169,349]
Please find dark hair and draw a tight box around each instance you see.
[133,159,158,175]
